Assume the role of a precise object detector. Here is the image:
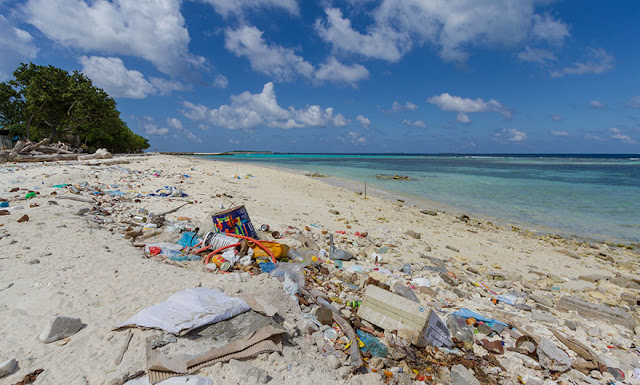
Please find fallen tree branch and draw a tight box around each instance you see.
[56,195,96,204]
[20,138,49,154]
[316,296,364,372]
[158,202,190,217]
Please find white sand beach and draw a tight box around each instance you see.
[1,154,639,384]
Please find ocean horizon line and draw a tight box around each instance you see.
[203,152,639,159]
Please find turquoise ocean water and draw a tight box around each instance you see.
[201,154,640,243]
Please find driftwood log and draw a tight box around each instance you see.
[20,138,49,153]
[9,140,26,157]
[2,139,111,163]
[10,154,80,162]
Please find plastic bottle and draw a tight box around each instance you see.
[287,248,316,264]
[133,215,147,224]
[356,330,388,358]
[446,315,474,347]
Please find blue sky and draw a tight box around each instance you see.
[1,0,639,153]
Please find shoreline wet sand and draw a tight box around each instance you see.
[201,156,637,246]
[1,154,639,384]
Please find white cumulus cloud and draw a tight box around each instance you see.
[24,0,205,77]
[225,25,314,82]
[348,131,367,145]
[315,1,570,64]
[531,14,570,45]
[589,100,606,109]
[315,7,408,62]
[456,113,471,124]
[213,75,229,89]
[143,123,169,136]
[197,0,299,17]
[80,56,184,99]
[550,48,614,78]
[225,26,368,85]
[315,57,369,86]
[356,115,371,128]
[428,93,511,121]
[167,117,201,143]
[181,82,347,130]
[388,101,418,113]
[611,133,637,144]
[0,15,38,81]
[495,128,527,142]
[167,118,183,130]
[517,46,556,65]
[401,119,426,128]
[80,56,154,99]
[550,130,568,136]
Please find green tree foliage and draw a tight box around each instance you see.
[0,63,149,153]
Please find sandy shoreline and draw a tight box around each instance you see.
[1,154,639,384]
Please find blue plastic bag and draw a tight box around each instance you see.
[177,232,202,248]
[453,308,508,328]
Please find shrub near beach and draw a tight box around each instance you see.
[0,63,149,153]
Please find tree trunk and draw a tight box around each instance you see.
[25,101,46,141]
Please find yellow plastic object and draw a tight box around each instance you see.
[251,241,290,260]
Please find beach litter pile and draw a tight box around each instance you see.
[1,155,640,384]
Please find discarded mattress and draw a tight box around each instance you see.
[116,287,251,335]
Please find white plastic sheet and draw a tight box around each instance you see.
[117,287,250,335]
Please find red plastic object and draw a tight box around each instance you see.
[223,233,277,264]
[203,243,241,264]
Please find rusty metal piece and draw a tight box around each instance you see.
[365,276,390,291]
[316,307,333,326]
[12,369,44,385]
[480,339,504,354]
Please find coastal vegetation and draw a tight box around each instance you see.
[0,63,148,153]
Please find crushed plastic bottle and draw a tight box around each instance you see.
[400,263,412,276]
[446,315,474,349]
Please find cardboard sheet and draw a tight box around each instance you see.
[147,325,285,384]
